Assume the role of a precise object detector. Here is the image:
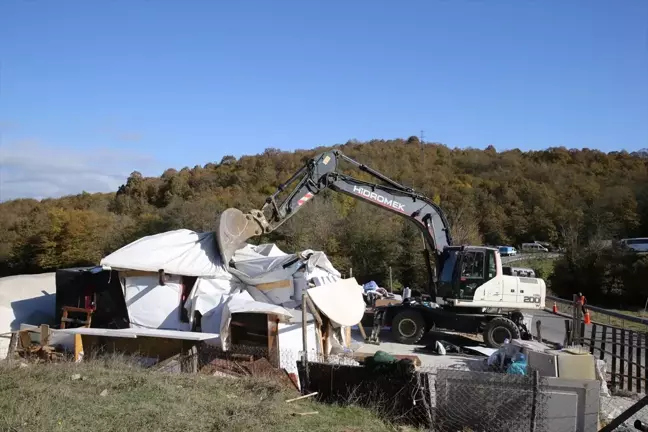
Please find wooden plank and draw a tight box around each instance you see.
[611,327,617,390]
[620,328,626,390]
[357,322,368,340]
[638,331,643,393]
[256,280,292,291]
[18,330,32,350]
[73,333,84,362]
[304,295,323,327]
[6,332,18,361]
[40,324,50,346]
[628,330,634,392]
[267,315,279,367]
[589,323,597,354]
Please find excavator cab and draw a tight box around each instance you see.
[437,246,499,302]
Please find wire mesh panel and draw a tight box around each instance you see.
[434,368,543,432]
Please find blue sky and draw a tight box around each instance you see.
[1,0,647,200]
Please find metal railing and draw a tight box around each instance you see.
[547,295,648,329]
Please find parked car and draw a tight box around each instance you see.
[520,243,549,253]
[498,246,517,257]
[619,238,648,253]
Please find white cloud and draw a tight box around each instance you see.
[0,141,158,201]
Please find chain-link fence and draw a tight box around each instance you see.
[295,350,648,431]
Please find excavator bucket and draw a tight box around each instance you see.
[216,208,264,264]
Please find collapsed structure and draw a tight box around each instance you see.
[10,228,364,377]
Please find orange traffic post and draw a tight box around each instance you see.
[552,302,558,313]
[584,311,591,325]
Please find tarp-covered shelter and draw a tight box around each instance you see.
[94,229,357,370]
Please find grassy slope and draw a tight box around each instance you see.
[0,359,395,432]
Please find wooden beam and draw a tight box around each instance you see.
[304,295,323,327]
[40,324,50,347]
[268,314,279,367]
[357,322,368,340]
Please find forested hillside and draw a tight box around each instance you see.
[2,138,647,296]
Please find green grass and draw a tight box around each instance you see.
[0,357,400,432]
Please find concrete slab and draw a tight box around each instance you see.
[350,329,487,371]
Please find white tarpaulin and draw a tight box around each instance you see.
[124,274,190,331]
[101,229,229,278]
[184,277,241,336]
[0,273,57,359]
[230,246,340,286]
[307,278,365,327]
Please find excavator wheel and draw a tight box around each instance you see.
[391,310,427,344]
[482,317,521,348]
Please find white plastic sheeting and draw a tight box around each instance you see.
[307,278,365,327]
[101,229,229,278]
[230,246,340,286]
[124,274,190,331]
[0,273,57,359]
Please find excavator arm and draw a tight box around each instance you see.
[216,150,454,296]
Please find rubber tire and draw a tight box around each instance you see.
[482,317,521,348]
[391,310,427,344]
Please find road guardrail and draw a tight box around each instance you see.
[501,253,562,264]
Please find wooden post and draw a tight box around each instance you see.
[535,320,542,342]
[73,334,84,362]
[357,322,368,341]
[6,332,18,362]
[40,324,50,347]
[303,294,324,354]
[612,327,618,390]
[349,268,353,278]
[620,328,626,390]
[180,341,198,373]
[267,314,279,368]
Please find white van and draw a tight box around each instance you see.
[620,238,648,253]
[520,243,549,253]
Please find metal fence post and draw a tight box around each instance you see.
[530,370,539,432]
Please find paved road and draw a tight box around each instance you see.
[530,309,596,346]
